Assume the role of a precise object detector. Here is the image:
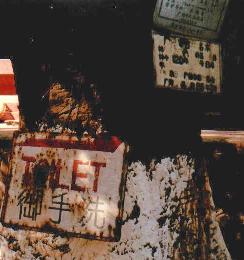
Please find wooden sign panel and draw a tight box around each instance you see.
[153,33,222,94]
[153,0,230,40]
[201,130,244,151]
[1,132,127,241]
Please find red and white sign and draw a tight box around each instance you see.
[0,59,19,138]
[1,133,127,241]
[0,59,16,95]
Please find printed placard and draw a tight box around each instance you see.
[153,33,222,93]
[153,0,230,40]
[1,132,127,241]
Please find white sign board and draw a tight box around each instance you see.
[1,132,127,241]
[153,33,222,94]
[153,0,230,40]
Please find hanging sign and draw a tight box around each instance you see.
[153,0,230,40]
[1,132,128,241]
[153,33,222,93]
[0,59,19,139]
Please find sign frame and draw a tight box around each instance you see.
[0,132,128,242]
[153,0,230,40]
[152,32,222,94]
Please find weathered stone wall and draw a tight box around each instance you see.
[0,151,230,259]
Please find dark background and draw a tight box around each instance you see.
[0,0,243,157]
[0,1,244,259]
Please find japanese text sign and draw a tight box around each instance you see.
[153,33,222,93]
[1,132,127,241]
[153,0,230,40]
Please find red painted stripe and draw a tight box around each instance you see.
[17,136,122,152]
[0,88,16,95]
[0,75,16,95]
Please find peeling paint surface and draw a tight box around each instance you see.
[0,155,231,259]
[1,132,127,241]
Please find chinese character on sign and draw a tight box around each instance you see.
[49,192,71,224]
[153,33,222,94]
[86,196,105,229]
[17,189,43,221]
[1,133,127,241]
[154,0,230,40]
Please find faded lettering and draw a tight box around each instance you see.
[153,33,221,93]
[17,189,43,221]
[86,196,105,229]
[154,0,229,39]
[21,155,106,192]
[2,133,126,240]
